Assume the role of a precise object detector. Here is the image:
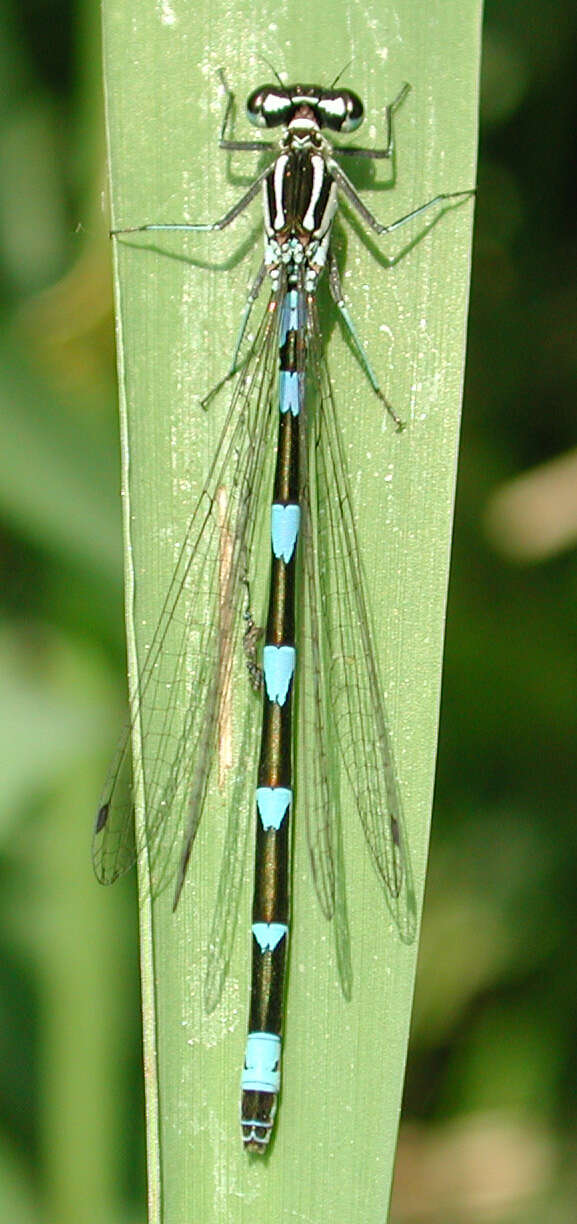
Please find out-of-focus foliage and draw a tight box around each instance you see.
[0,3,143,1223]
[393,5,577,1221]
[0,1,576,1221]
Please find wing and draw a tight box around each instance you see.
[299,300,416,953]
[93,288,280,920]
[297,358,353,998]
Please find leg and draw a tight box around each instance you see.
[218,68,274,154]
[217,67,235,144]
[326,247,403,430]
[328,158,475,236]
[111,72,276,237]
[110,164,268,236]
[334,81,411,160]
[201,261,268,409]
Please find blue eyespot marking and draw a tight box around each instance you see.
[256,786,292,830]
[263,645,296,705]
[252,922,288,952]
[271,503,300,562]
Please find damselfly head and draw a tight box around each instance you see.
[246,84,364,133]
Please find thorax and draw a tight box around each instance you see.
[263,127,337,291]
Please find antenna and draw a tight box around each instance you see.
[330,60,353,88]
[258,56,286,89]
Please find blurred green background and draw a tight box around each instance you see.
[1,2,576,1222]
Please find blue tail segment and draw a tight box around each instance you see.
[271,504,300,562]
[242,1032,282,1094]
[279,370,303,415]
[256,786,292,830]
[252,922,288,952]
[263,645,296,705]
[278,289,303,346]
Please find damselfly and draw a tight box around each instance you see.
[95,74,473,1153]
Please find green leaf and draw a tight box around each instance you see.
[102,3,481,1220]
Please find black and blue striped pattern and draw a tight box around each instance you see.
[241,287,304,1149]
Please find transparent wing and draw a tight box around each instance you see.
[298,386,353,997]
[93,290,280,922]
[203,696,262,1013]
[300,301,416,948]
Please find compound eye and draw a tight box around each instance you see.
[316,89,364,132]
[246,86,292,128]
[340,89,364,132]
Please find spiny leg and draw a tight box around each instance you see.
[327,157,475,237]
[333,80,411,160]
[217,68,275,153]
[110,165,268,237]
[326,246,403,430]
[201,261,268,410]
